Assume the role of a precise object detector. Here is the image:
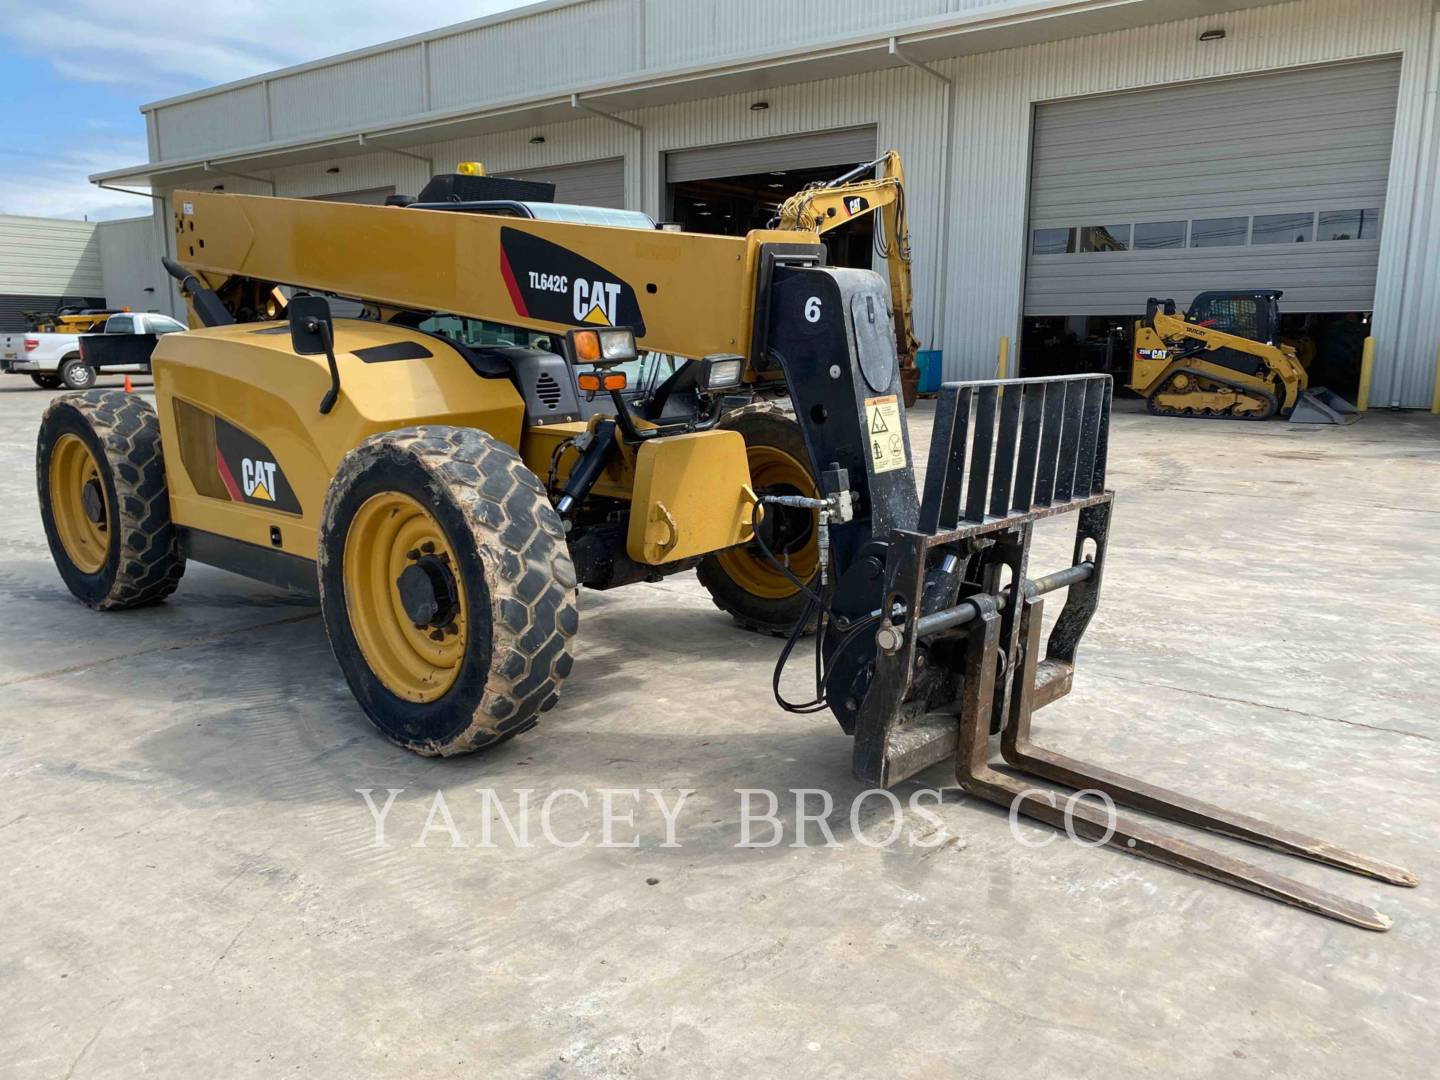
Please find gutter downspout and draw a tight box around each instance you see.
[890,37,955,362]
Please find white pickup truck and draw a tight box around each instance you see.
[1,312,188,390]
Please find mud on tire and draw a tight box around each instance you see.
[36,390,185,609]
[319,425,579,756]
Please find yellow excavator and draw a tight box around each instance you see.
[773,151,922,405]
[34,160,1411,928]
[1130,290,1358,423]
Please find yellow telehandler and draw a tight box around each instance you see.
[35,160,1412,928]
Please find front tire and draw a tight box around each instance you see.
[36,391,185,609]
[58,356,95,390]
[696,405,820,636]
[319,426,579,756]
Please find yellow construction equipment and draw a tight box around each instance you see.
[25,300,123,334]
[34,161,1412,928]
[1131,290,1357,423]
[773,151,922,404]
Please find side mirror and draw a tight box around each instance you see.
[288,294,342,415]
[288,294,333,355]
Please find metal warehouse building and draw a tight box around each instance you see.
[94,0,1440,408]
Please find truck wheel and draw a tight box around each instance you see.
[31,374,62,390]
[36,391,186,609]
[319,426,579,755]
[696,405,820,636]
[58,356,95,390]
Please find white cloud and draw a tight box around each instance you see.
[0,0,531,219]
[0,0,527,92]
[0,142,155,221]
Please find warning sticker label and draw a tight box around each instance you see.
[864,395,906,475]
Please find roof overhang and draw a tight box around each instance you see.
[93,0,1287,190]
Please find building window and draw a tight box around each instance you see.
[1134,221,1187,249]
[1318,209,1381,241]
[1251,212,1314,245]
[1189,217,1249,248]
[1032,227,1076,255]
[1080,224,1130,252]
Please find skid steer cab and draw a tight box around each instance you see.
[34,165,1412,932]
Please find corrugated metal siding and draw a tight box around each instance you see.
[428,0,637,112]
[507,159,626,207]
[941,0,1434,405]
[643,0,948,66]
[155,83,269,160]
[0,216,103,295]
[1024,59,1400,315]
[271,45,426,141]
[96,217,162,312]
[664,127,877,183]
[141,0,1090,164]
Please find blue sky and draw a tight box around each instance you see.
[0,0,524,220]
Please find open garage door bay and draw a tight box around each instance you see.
[1024,59,1401,318]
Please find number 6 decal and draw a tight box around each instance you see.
[804,296,822,323]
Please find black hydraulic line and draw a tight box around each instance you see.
[914,561,1093,639]
[161,257,235,327]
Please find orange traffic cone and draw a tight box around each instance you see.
[123,375,133,393]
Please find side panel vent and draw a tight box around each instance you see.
[535,371,563,410]
[486,346,581,425]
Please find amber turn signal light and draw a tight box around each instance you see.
[571,330,602,362]
[577,371,627,392]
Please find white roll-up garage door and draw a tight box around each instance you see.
[1024,59,1401,316]
[507,158,626,208]
[665,127,877,184]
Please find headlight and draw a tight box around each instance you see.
[698,354,745,396]
[567,327,637,365]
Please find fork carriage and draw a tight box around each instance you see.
[810,374,1414,931]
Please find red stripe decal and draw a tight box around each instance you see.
[499,248,529,318]
[215,444,244,501]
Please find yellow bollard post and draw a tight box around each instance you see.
[1433,341,1440,415]
[997,335,1010,381]
[1357,337,1374,412]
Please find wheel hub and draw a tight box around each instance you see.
[396,553,459,630]
[81,478,106,524]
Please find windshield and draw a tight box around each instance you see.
[420,313,680,396]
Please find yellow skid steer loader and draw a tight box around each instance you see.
[35,161,1411,928]
[1131,290,1359,423]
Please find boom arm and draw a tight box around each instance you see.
[169,190,821,368]
[772,151,921,371]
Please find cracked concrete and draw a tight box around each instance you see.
[1,376,1437,1078]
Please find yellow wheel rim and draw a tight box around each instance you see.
[342,492,469,703]
[714,443,819,600]
[49,433,110,574]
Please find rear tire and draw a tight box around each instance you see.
[319,426,579,755]
[36,391,185,609]
[31,373,62,390]
[696,405,820,636]
[58,356,95,390]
